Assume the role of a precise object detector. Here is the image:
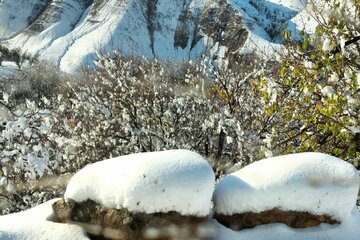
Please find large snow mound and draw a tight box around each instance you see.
[0,199,88,240]
[65,150,215,217]
[214,152,359,221]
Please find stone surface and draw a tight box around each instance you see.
[52,198,213,240]
[214,208,339,231]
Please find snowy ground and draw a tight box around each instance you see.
[1,201,359,240]
[0,66,13,76]
[0,198,88,240]
[0,61,19,76]
[0,151,359,240]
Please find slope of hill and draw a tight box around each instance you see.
[0,0,315,72]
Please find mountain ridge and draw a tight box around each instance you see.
[0,0,315,73]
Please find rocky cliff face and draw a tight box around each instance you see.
[0,0,312,72]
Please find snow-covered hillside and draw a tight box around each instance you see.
[0,0,315,73]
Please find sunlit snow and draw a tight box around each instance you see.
[0,199,88,240]
[214,152,359,220]
[65,149,215,217]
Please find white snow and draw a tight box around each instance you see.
[0,198,88,240]
[0,66,15,76]
[321,85,336,97]
[213,152,359,221]
[329,73,339,83]
[6,0,88,58]
[65,149,215,217]
[322,38,335,51]
[0,62,19,77]
[0,0,46,38]
[228,0,316,57]
[0,61,18,69]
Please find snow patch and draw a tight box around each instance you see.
[0,199,88,240]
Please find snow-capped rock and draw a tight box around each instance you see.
[213,152,359,221]
[65,149,215,217]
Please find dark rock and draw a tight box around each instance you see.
[214,208,339,231]
[174,10,191,49]
[198,1,248,55]
[52,198,214,240]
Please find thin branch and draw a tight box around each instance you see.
[331,36,360,55]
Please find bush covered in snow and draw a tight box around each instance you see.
[0,54,269,213]
[64,54,267,171]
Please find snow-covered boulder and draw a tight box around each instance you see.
[65,150,215,217]
[60,150,215,239]
[213,152,359,229]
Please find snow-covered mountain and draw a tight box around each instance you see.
[0,0,315,73]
